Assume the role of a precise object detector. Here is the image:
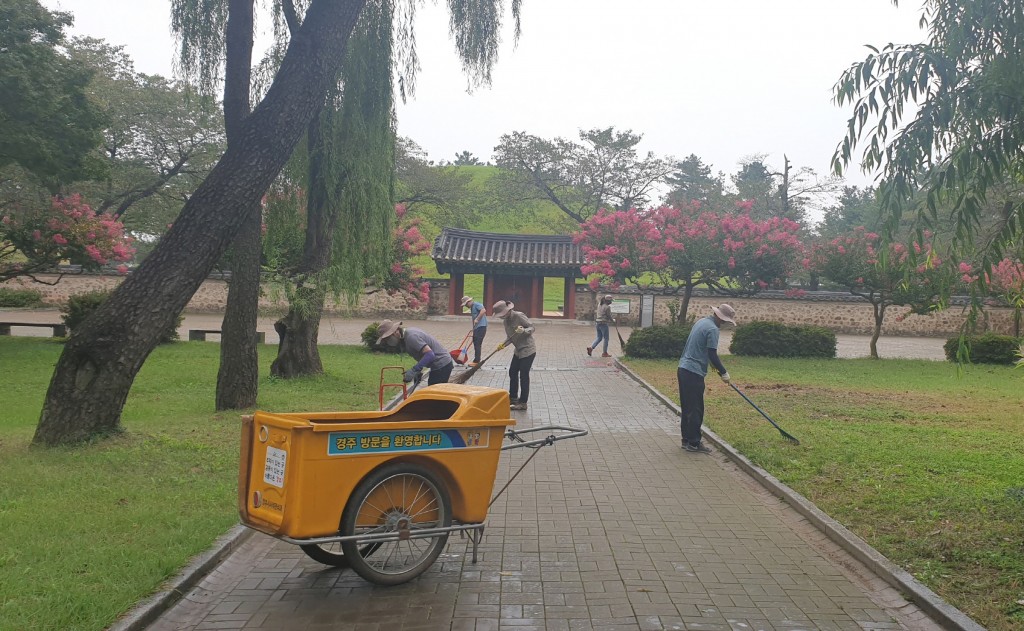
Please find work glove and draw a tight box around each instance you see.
[497,343,506,350]
[515,325,525,334]
[720,371,731,384]
[403,368,418,383]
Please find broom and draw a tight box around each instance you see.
[613,319,627,352]
[450,334,515,384]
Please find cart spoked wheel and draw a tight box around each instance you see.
[299,540,381,567]
[341,462,452,585]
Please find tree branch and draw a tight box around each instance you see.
[282,0,300,34]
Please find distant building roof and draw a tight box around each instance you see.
[432,228,583,276]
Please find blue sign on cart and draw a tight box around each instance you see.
[327,428,489,456]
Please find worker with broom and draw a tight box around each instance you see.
[375,320,454,385]
[491,300,535,411]
[677,304,736,453]
[461,295,488,366]
[587,294,615,357]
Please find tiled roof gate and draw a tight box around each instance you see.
[432,228,584,276]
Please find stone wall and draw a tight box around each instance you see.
[570,287,1016,337]
[3,272,1016,337]
[1,273,440,318]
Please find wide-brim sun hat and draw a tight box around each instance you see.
[491,300,513,318]
[711,304,737,325]
[603,294,613,302]
[375,319,401,344]
[461,295,473,307]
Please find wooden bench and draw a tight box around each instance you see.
[0,322,67,337]
[189,329,266,343]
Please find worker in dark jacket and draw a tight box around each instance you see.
[376,320,454,385]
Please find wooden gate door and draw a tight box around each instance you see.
[491,275,537,317]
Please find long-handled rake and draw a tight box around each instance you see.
[449,334,515,384]
[729,383,800,445]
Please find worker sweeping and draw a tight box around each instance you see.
[375,320,454,385]
[491,300,535,411]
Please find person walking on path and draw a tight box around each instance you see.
[491,300,535,411]
[461,295,488,365]
[587,294,614,357]
[376,320,454,385]
[678,304,736,453]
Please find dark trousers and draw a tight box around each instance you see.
[428,362,453,385]
[471,327,487,363]
[677,367,705,445]
[509,352,536,403]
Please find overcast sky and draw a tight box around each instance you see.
[45,0,926,190]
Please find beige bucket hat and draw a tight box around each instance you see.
[375,319,402,344]
[491,300,513,318]
[711,304,737,325]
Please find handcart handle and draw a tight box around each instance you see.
[501,425,588,450]
[490,425,588,508]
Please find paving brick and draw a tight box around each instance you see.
[146,320,946,630]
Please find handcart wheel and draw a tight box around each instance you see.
[341,462,452,585]
[299,540,381,567]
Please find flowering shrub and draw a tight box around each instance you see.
[1,195,135,282]
[575,202,804,320]
[805,227,954,357]
[953,257,1024,336]
[378,204,431,308]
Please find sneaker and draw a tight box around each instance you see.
[508,397,519,405]
[684,442,712,454]
[601,352,612,358]
[468,361,480,367]
[510,402,528,411]
[586,346,592,356]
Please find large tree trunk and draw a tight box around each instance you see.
[216,0,260,411]
[271,287,326,378]
[217,213,261,409]
[270,112,341,378]
[33,0,369,446]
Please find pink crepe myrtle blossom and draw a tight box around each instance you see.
[1,195,136,283]
[805,226,954,358]
[575,203,804,321]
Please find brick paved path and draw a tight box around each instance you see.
[147,318,942,631]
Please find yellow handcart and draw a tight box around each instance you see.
[238,383,586,585]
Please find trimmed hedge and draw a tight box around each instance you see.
[943,333,1021,365]
[61,290,181,343]
[729,321,837,358]
[0,288,44,307]
[624,324,691,359]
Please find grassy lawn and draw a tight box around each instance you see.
[625,355,1024,631]
[0,337,406,631]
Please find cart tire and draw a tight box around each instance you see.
[299,542,348,567]
[299,540,387,569]
[299,541,382,567]
[341,462,452,585]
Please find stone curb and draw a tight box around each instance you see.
[107,525,254,631]
[614,359,985,631]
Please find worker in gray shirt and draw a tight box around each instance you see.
[491,300,535,411]
[677,304,736,453]
[375,320,454,385]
